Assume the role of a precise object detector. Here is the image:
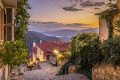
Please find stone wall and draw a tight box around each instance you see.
[117,0,120,10]
[92,64,120,80]
[68,65,80,74]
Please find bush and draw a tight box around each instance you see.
[57,33,103,79]
[101,36,120,66]
[57,52,71,62]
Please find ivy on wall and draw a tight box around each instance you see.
[101,0,118,38]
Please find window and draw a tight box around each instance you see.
[7,8,12,23]
[4,26,12,41]
[44,56,46,60]
[40,50,41,55]
[4,8,13,41]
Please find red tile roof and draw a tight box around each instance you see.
[31,40,70,56]
[36,40,70,52]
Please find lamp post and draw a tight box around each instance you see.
[53,50,59,67]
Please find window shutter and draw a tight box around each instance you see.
[7,8,12,23]
[7,26,12,41]
[4,8,13,41]
[4,26,6,41]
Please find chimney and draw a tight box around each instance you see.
[33,40,36,47]
[117,0,120,10]
[40,40,42,43]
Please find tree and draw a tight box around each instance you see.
[0,40,28,70]
[57,33,103,79]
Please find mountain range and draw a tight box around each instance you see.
[42,28,99,37]
[25,31,60,53]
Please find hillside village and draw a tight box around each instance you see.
[0,0,120,80]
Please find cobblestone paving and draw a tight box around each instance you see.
[8,75,24,80]
[52,73,89,80]
[23,61,89,80]
[23,61,60,80]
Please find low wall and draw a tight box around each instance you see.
[92,64,120,80]
[68,65,80,74]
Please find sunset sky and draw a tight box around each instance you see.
[28,0,109,32]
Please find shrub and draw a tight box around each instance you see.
[101,36,120,66]
[57,33,103,79]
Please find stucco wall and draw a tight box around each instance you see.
[0,66,4,80]
[0,65,9,80]
[99,17,109,42]
[37,47,46,62]
[92,65,120,80]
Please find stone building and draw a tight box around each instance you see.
[96,0,120,42]
[0,0,17,80]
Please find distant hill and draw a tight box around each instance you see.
[80,28,99,33]
[42,28,99,37]
[25,31,60,53]
[41,28,99,42]
[42,30,80,37]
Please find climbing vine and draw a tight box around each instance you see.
[14,0,31,41]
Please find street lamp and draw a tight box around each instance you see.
[54,50,59,54]
[53,49,59,67]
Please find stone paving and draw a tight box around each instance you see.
[9,75,24,80]
[23,61,89,80]
[52,73,89,80]
[23,61,60,80]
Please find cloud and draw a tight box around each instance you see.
[70,0,83,2]
[28,20,90,32]
[62,4,83,12]
[94,8,101,10]
[80,1,105,7]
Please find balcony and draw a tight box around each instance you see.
[2,0,17,8]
